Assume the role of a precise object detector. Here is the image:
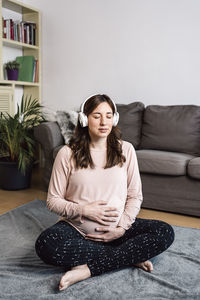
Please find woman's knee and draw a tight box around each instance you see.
[35,230,50,261]
[35,225,61,263]
[157,221,175,249]
[35,222,67,251]
[35,225,75,266]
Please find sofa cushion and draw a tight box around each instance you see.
[187,157,200,179]
[116,102,145,149]
[136,149,195,176]
[140,105,200,156]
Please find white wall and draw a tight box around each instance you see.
[22,0,200,111]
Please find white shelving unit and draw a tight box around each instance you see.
[0,0,41,114]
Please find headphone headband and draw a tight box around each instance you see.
[80,94,117,114]
[80,94,96,113]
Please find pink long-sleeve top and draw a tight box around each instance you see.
[47,141,143,237]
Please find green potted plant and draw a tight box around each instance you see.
[0,95,46,190]
[5,60,21,81]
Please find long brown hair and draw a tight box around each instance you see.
[68,94,126,169]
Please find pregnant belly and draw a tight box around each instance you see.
[75,218,119,236]
[74,203,124,236]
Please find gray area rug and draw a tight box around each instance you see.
[0,199,199,300]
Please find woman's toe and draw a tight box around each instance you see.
[144,261,153,272]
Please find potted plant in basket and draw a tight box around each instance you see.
[0,95,46,190]
[5,60,21,81]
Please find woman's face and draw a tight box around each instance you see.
[87,102,113,141]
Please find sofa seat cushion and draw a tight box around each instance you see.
[136,149,195,175]
[140,105,200,156]
[188,157,200,179]
[117,102,145,149]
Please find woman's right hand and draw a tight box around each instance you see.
[82,201,119,225]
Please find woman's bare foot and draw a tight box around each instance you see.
[134,260,153,272]
[59,264,91,291]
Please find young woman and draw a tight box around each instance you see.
[35,94,175,291]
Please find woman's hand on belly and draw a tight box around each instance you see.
[82,201,119,226]
[85,226,126,242]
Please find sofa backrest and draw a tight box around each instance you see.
[140,105,200,156]
[117,102,145,149]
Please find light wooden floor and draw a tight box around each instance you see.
[0,165,199,229]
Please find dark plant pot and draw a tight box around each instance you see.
[6,68,19,81]
[0,161,32,190]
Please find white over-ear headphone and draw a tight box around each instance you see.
[78,94,119,127]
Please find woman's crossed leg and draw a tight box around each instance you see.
[35,218,174,291]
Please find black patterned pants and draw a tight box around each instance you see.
[35,218,174,276]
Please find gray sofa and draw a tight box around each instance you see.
[34,102,200,217]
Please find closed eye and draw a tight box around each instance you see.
[92,112,113,119]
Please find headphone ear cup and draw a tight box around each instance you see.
[113,112,119,127]
[78,112,88,127]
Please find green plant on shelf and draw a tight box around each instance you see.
[4,60,21,70]
[0,95,46,174]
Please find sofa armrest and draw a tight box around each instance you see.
[34,122,64,189]
[34,121,64,152]
[188,157,200,180]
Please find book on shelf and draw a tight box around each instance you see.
[16,55,39,82]
[2,17,36,46]
[32,59,39,82]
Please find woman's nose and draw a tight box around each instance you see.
[100,116,106,125]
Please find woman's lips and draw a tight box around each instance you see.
[98,128,108,132]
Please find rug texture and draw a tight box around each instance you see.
[0,199,199,300]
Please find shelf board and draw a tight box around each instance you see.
[2,0,39,14]
[3,38,39,50]
[0,80,39,86]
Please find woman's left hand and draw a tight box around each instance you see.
[85,226,126,242]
